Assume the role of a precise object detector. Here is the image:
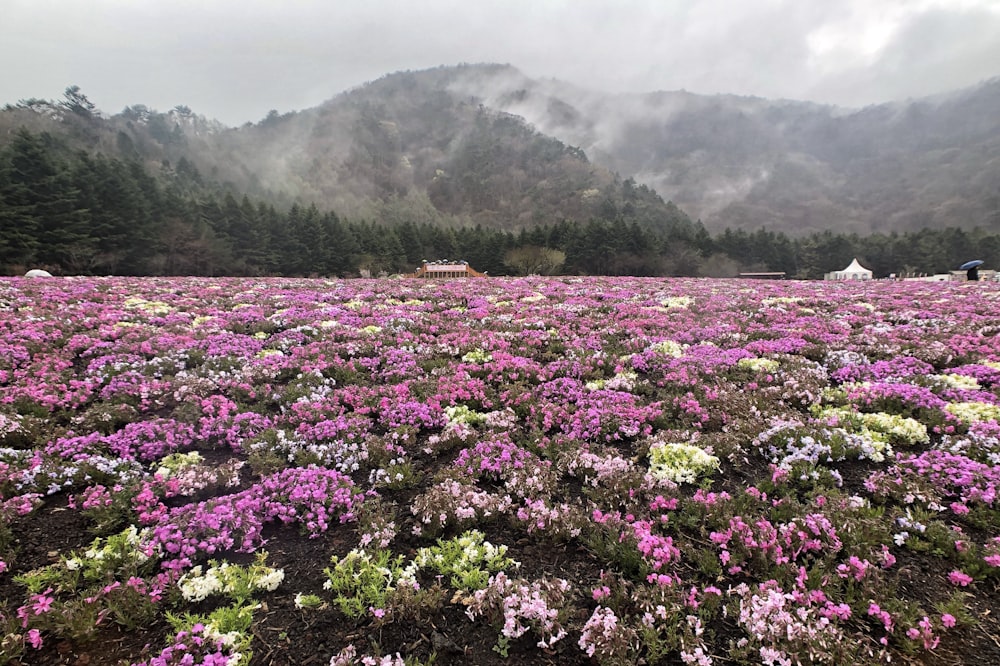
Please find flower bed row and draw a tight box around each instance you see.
[0,275,998,665]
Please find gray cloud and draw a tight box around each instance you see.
[2,0,998,126]
[805,5,1000,105]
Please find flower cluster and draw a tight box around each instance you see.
[1,275,999,664]
[178,553,284,602]
[464,572,572,651]
[648,440,720,484]
[414,529,518,591]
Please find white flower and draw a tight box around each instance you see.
[257,569,285,591]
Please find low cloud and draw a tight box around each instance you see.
[1,0,998,125]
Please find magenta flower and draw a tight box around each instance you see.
[948,570,974,587]
[31,590,54,615]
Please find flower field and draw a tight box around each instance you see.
[1,275,999,666]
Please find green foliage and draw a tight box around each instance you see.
[176,552,284,604]
[293,592,325,609]
[13,526,161,637]
[16,525,155,594]
[648,441,721,484]
[413,530,517,591]
[581,524,649,580]
[323,548,415,619]
[166,603,257,664]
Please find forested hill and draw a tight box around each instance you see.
[433,65,1000,235]
[3,66,1000,278]
[0,76,695,238]
[5,64,1000,239]
[2,117,998,280]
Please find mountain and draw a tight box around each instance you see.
[0,69,696,238]
[433,65,1000,235]
[3,64,999,236]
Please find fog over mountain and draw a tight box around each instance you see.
[5,1,1000,128]
[435,65,1000,234]
[3,63,999,237]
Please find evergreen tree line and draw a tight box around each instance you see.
[2,128,998,278]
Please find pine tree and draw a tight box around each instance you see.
[321,211,360,276]
[0,129,90,271]
[0,132,42,268]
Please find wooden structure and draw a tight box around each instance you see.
[405,261,487,279]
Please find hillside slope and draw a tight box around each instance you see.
[0,70,695,237]
[437,65,1000,234]
[3,64,999,236]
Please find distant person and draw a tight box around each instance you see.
[967,266,979,281]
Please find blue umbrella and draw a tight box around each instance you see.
[959,260,984,270]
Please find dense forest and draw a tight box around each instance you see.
[2,126,998,279]
[0,80,697,238]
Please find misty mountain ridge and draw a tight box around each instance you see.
[3,63,999,236]
[433,64,1000,234]
[3,70,699,239]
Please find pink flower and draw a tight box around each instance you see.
[646,573,675,586]
[941,614,956,628]
[948,570,973,587]
[27,629,43,649]
[868,603,894,632]
[31,590,54,615]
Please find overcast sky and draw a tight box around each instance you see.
[3,0,1000,127]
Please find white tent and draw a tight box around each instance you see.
[825,258,872,281]
[24,269,53,278]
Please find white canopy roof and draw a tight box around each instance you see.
[840,258,871,274]
[825,258,872,281]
